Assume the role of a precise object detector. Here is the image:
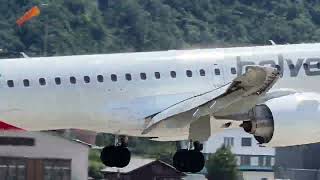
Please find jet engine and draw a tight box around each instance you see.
[242,93,320,147]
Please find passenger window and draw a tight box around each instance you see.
[97,75,104,83]
[7,80,14,88]
[55,77,61,85]
[111,74,117,82]
[170,71,176,78]
[155,72,160,79]
[70,76,76,84]
[140,73,147,80]
[231,67,237,74]
[200,69,205,76]
[39,78,46,86]
[125,73,132,81]
[84,76,90,83]
[186,70,192,77]
[23,79,30,87]
[303,63,308,69]
[215,69,221,75]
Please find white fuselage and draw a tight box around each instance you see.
[0,43,320,138]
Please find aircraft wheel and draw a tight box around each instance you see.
[173,149,205,173]
[100,145,131,168]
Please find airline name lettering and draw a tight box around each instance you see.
[237,55,320,77]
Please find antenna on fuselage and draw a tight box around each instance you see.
[20,52,30,58]
[268,40,276,45]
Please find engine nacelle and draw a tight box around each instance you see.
[243,93,320,147]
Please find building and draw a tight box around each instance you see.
[101,157,186,180]
[204,128,275,180]
[0,131,89,180]
[275,143,320,180]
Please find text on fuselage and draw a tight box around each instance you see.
[237,55,320,77]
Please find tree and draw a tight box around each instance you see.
[206,145,239,180]
[88,149,105,179]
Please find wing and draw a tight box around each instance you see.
[142,65,280,135]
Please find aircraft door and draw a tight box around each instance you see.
[212,64,226,88]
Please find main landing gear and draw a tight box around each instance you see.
[100,136,131,168]
[173,141,205,173]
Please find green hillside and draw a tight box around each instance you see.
[1,0,320,57]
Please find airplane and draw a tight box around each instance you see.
[0,43,320,172]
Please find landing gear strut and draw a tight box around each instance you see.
[173,141,205,173]
[100,136,131,168]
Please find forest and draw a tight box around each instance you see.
[1,0,320,57]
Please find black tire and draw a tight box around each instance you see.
[189,150,205,173]
[173,149,189,172]
[116,147,131,168]
[100,145,116,167]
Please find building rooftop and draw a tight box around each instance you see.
[101,156,185,175]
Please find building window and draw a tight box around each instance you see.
[186,70,192,77]
[251,156,259,166]
[97,75,104,83]
[140,73,147,80]
[125,73,132,81]
[259,156,273,167]
[0,158,26,180]
[7,80,14,88]
[155,72,161,79]
[70,76,76,84]
[84,76,90,83]
[240,156,251,166]
[111,74,117,82]
[231,67,237,74]
[170,71,176,78]
[0,137,35,146]
[215,68,221,75]
[200,69,206,76]
[265,156,271,166]
[39,78,46,86]
[224,137,234,147]
[55,77,61,85]
[241,137,252,147]
[23,79,30,87]
[44,159,71,180]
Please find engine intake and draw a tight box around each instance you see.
[243,93,320,147]
[242,104,274,144]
